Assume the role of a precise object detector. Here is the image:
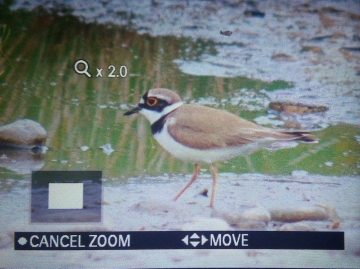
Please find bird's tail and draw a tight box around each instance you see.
[282,131,318,143]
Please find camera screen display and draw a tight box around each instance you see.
[0,1,359,268]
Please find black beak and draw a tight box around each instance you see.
[124,106,140,116]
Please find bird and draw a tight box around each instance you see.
[124,88,317,208]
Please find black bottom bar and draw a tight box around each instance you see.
[15,231,344,250]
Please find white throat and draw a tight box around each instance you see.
[140,101,183,124]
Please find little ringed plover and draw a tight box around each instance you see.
[124,88,317,208]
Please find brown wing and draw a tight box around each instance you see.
[167,104,265,149]
[167,104,316,150]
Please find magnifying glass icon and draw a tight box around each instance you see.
[74,59,92,78]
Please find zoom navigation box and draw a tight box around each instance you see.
[31,171,102,223]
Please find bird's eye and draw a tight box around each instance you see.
[146,97,158,106]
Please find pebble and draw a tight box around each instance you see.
[300,45,324,54]
[99,143,114,155]
[269,101,328,114]
[0,119,47,149]
[271,53,296,62]
[220,30,232,36]
[244,10,265,18]
[80,145,90,151]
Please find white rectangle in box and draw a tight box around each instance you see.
[48,183,84,209]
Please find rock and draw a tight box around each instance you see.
[319,10,336,28]
[80,145,90,151]
[308,34,334,42]
[269,101,328,114]
[0,119,47,149]
[347,11,360,20]
[308,33,347,42]
[340,47,360,52]
[199,188,208,197]
[300,45,324,54]
[211,205,271,229]
[244,10,265,18]
[339,47,360,61]
[269,205,338,222]
[99,143,114,155]
[220,30,232,36]
[321,6,344,14]
[316,204,340,224]
[271,53,296,62]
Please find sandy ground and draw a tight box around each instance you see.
[1,172,359,268]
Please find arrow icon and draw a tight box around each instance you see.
[201,235,208,245]
[182,235,189,245]
[190,233,200,247]
[190,233,199,239]
[181,233,208,247]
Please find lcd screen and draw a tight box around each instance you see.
[0,1,359,268]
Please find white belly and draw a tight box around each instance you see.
[153,123,260,164]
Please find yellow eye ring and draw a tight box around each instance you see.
[146,97,158,106]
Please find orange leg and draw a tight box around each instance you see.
[209,165,218,208]
[173,163,200,201]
